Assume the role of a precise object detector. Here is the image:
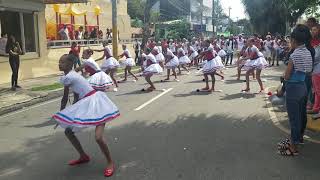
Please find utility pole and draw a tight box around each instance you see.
[200,0,203,36]
[228,6,231,31]
[112,0,118,59]
[212,0,215,35]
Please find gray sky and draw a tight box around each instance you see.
[220,0,247,20]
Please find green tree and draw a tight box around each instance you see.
[141,0,158,48]
[242,0,320,35]
[127,0,145,21]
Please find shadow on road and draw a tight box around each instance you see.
[219,93,256,100]
[24,119,56,128]
[1,113,320,180]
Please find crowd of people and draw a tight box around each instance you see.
[58,25,113,40]
[49,17,320,177]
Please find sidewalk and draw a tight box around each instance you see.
[0,68,141,116]
[267,89,320,142]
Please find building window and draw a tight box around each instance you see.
[0,10,38,54]
[23,13,36,53]
[0,11,22,44]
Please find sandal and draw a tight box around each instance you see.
[277,138,290,150]
[68,154,90,166]
[278,148,299,156]
[104,165,115,177]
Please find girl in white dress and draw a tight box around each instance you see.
[163,46,179,81]
[177,44,191,74]
[76,49,113,91]
[197,40,225,92]
[152,46,165,69]
[188,44,198,67]
[52,54,119,177]
[118,44,138,82]
[142,53,163,91]
[242,38,268,93]
[95,42,120,92]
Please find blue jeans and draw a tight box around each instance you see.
[285,82,307,144]
[305,74,314,105]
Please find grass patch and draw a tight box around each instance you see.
[31,83,63,91]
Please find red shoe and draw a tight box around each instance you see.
[68,154,90,166]
[104,165,115,177]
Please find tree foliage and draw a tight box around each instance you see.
[127,0,145,21]
[242,0,320,35]
[166,20,192,40]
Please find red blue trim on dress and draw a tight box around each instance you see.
[52,110,120,125]
[52,90,120,125]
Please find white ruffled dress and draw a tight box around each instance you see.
[52,71,119,132]
[243,52,269,70]
[101,56,120,71]
[143,54,163,76]
[202,56,225,74]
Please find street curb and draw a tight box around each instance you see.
[0,69,141,117]
[265,87,320,144]
[0,89,63,116]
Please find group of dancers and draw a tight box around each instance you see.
[51,34,270,177]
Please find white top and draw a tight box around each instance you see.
[177,48,186,56]
[166,49,175,58]
[237,38,245,51]
[146,53,157,63]
[169,43,176,52]
[104,46,112,57]
[123,49,132,58]
[158,46,163,53]
[264,40,273,50]
[60,71,94,99]
[153,46,160,53]
[0,37,7,55]
[78,31,83,40]
[83,57,101,71]
[189,46,195,53]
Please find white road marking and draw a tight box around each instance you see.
[134,88,173,111]
[0,98,61,118]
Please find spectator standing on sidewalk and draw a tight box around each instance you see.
[305,18,318,111]
[6,35,23,91]
[133,39,141,64]
[278,25,313,156]
[225,36,235,65]
[106,28,111,39]
[75,26,84,40]
[90,28,98,39]
[0,33,8,56]
[58,25,70,40]
[70,42,81,69]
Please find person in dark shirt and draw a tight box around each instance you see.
[6,35,23,91]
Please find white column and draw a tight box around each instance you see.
[19,12,26,53]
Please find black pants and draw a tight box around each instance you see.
[9,55,20,87]
[226,52,233,65]
[134,51,139,63]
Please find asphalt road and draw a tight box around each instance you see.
[1,65,320,180]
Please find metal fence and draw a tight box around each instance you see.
[47,38,143,49]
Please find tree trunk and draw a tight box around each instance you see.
[141,0,153,49]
